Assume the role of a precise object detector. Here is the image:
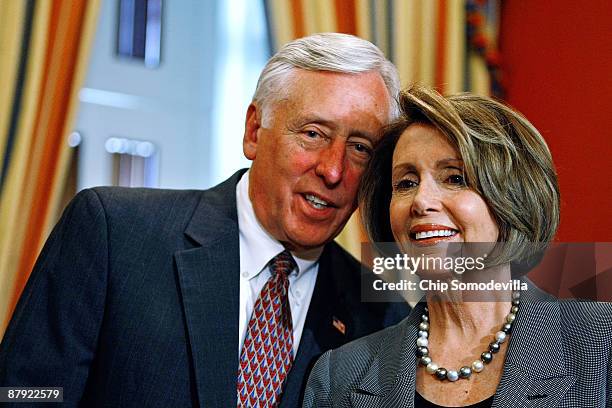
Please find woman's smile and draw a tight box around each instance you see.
[409,223,459,246]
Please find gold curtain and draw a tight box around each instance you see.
[0,0,101,339]
[263,0,501,258]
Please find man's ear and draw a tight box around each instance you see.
[243,103,261,160]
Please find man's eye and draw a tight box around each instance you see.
[394,179,417,190]
[447,174,466,186]
[354,143,370,153]
[306,130,320,138]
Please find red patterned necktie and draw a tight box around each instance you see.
[237,250,296,407]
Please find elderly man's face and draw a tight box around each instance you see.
[244,69,391,252]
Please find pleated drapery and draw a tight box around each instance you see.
[0,0,100,339]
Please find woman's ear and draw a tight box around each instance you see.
[243,103,261,160]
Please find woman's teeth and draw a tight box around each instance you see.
[415,230,456,240]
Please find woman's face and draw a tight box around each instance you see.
[389,124,499,250]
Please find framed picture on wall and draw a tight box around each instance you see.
[116,0,162,68]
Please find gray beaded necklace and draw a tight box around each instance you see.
[416,291,520,382]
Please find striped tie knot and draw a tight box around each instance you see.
[268,250,296,278]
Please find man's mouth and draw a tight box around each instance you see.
[303,193,332,210]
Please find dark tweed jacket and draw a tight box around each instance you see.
[304,282,612,407]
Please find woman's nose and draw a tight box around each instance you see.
[410,179,442,216]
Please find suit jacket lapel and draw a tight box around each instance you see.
[350,303,424,408]
[280,244,350,407]
[175,172,244,407]
[492,283,575,407]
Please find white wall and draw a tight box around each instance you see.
[75,0,220,190]
[209,0,269,185]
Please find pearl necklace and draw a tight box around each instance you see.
[416,291,520,382]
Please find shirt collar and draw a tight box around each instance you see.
[236,170,322,280]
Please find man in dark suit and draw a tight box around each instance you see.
[0,33,408,407]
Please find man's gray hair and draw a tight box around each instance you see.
[253,33,400,124]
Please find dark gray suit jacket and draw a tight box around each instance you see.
[304,283,612,407]
[0,171,409,407]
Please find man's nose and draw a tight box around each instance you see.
[315,140,346,187]
[410,179,442,216]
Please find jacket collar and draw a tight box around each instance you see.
[182,170,245,246]
[492,282,575,407]
[175,170,245,407]
[351,280,575,407]
[279,242,355,407]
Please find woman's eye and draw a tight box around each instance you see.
[394,179,417,190]
[447,174,466,186]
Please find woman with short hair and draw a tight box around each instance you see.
[303,85,612,407]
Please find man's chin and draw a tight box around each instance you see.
[281,231,336,254]
[280,215,352,253]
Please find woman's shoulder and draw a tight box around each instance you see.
[523,278,612,339]
[558,300,612,338]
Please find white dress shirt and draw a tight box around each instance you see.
[236,171,321,357]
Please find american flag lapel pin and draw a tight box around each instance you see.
[332,316,346,335]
